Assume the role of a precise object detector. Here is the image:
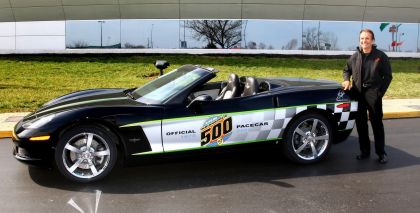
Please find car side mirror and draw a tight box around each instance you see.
[187,95,213,109]
[155,60,169,76]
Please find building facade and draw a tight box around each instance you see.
[0,0,419,55]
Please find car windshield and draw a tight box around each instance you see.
[132,65,209,104]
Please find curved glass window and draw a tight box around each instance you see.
[242,20,301,50]
[65,19,419,53]
[319,21,362,51]
[121,20,179,49]
[362,22,418,52]
[132,65,209,104]
[418,24,420,52]
[66,20,120,48]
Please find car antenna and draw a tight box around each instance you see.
[155,60,170,76]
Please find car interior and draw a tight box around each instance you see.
[188,73,273,103]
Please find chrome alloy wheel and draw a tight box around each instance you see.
[62,133,111,179]
[291,118,330,160]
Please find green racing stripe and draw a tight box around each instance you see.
[41,97,128,114]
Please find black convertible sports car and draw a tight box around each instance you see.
[12,62,357,182]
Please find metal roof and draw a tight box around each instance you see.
[0,0,419,22]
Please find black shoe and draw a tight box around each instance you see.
[378,154,388,164]
[356,153,370,160]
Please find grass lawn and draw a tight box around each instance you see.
[0,55,419,112]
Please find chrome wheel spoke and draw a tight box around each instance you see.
[310,142,318,157]
[295,141,309,154]
[311,119,319,134]
[68,159,83,173]
[85,133,93,149]
[295,127,306,137]
[93,150,110,157]
[65,144,82,154]
[90,164,98,176]
[314,135,329,141]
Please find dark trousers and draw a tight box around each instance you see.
[355,88,386,156]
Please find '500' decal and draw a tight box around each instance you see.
[201,115,233,146]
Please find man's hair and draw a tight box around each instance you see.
[360,28,375,40]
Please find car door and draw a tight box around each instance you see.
[161,94,279,152]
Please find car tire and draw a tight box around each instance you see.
[55,125,118,183]
[282,113,332,164]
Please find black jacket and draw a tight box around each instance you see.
[343,46,393,97]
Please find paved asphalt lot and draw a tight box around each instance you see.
[1,118,420,213]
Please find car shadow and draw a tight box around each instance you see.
[28,135,420,194]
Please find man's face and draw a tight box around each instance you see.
[360,31,374,50]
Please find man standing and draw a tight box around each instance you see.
[342,29,393,164]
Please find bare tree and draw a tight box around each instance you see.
[185,20,242,49]
[258,42,266,49]
[320,32,338,50]
[70,40,88,48]
[282,38,298,50]
[247,41,257,49]
[124,43,145,49]
[302,27,319,50]
[302,27,340,50]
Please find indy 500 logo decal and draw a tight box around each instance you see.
[336,90,346,101]
[201,115,233,147]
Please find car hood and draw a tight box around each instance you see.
[25,88,139,120]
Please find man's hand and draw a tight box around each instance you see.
[342,80,351,90]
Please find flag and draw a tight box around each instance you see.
[391,41,404,47]
[380,23,390,31]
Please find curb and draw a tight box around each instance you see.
[0,131,12,139]
[1,111,419,139]
[383,111,420,119]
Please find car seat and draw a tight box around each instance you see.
[258,81,271,92]
[241,77,259,97]
[216,73,240,100]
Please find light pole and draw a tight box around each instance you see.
[317,21,321,50]
[398,32,405,52]
[150,24,154,48]
[243,20,248,48]
[183,20,186,48]
[98,20,105,47]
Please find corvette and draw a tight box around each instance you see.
[12,62,357,182]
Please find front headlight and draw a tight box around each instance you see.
[22,114,55,129]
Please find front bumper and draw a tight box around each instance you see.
[12,126,55,167]
[13,146,47,166]
[12,141,54,167]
